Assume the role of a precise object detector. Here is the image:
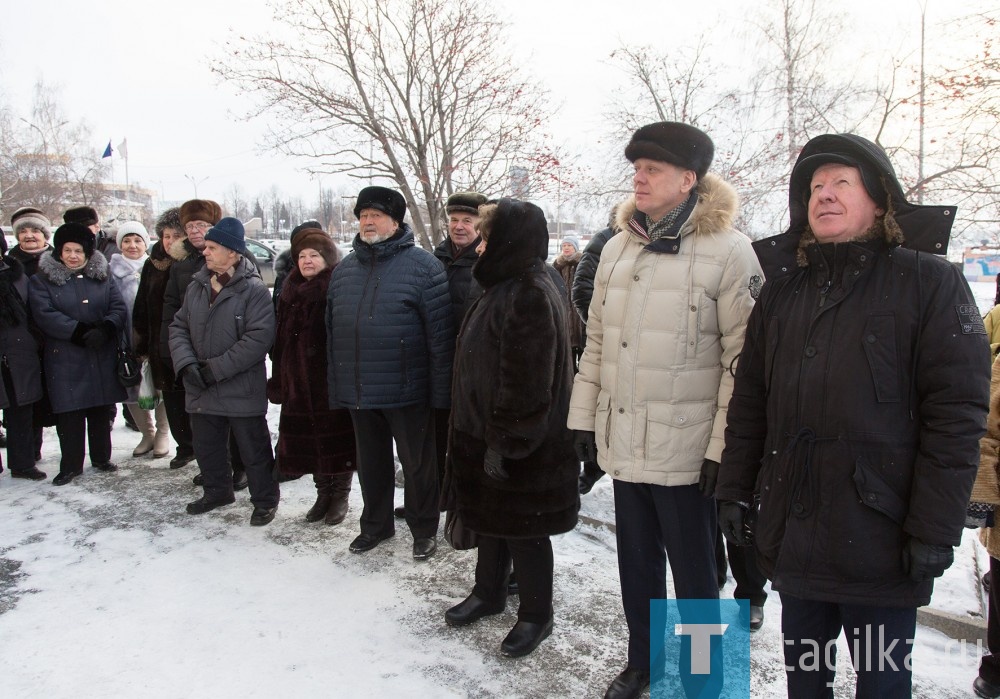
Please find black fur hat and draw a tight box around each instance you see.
[63,205,100,227]
[446,191,488,215]
[624,121,714,181]
[53,222,96,261]
[353,186,406,223]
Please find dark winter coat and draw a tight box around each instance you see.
[268,265,356,476]
[0,256,42,409]
[447,198,579,538]
[271,248,293,309]
[552,251,584,349]
[28,252,128,414]
[325,225,454,410]
[6,244,52,278]
[717,134,990,608]
[572,226,617,323]
[168,257,275,417]
[433,235,481,329]
[133,239,181,390]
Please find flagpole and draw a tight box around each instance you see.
[123,139,130,218]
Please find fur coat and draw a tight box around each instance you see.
[268,266,356,476]
[552,251,584,349]
[447,198,579,538]
[132,240,181,389]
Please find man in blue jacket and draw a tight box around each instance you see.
[326,186,454,560]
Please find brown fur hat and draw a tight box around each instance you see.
[291,229,340,269]
[179,199,222,227]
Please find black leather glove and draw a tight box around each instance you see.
[70,322,94,347]
[198,362,217,386]
[901,538,954,581]
[182,364,209,391]
[573,430,597,463]
[82,328,109,349]
[484,448,508,481]
[719,501,752,546]
[698,459,719,496]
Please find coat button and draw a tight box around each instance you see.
[866,493,877,503]
[633,275,640,282]
[690,305,697,312]
[866,334,877,343]
[804,346,817,358]
[618,408,624,414]
[614,470,620,476]
[622,341,628,348]
[792,502,805,515]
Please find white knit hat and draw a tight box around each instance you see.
[116,220,150,249]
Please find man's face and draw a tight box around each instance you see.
[185,220,211,250]
[448,212,479,248]
[202,240,239,274]
[61,242,87,270]
[807,163,883,244]
[87,223,101,235]
[632,158,696,222]
[358,209,397,244]
[16,226,46,252]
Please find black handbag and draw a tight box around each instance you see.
[116,336,142,388]
[443,509,478,550]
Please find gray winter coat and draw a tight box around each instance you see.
[168,257,275,417]
[28,252,128,414]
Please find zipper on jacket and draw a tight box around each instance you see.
[354,257,378,408]
[817,280,832,308]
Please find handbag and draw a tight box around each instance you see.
[116,336,142,388]
[443,508,478,551]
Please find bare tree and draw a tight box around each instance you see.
[225,183,250,221]
[215,0,558,248]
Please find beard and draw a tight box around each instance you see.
[360,228,396,244]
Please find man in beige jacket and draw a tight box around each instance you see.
[567,122,762,699]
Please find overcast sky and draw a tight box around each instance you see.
[0,0,980,212]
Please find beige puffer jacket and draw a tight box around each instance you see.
[567,174,762,486]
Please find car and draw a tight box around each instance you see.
[244,239,277,287]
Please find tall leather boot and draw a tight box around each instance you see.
[128,404,156,457]
[305,475,334,523]
[325,472,353,525]
[152,403,171,458]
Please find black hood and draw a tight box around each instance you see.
[473,198,548,288]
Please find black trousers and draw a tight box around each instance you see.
[613,480,718,670]
[190,413,278,508]
[474,535,554,624]
[980,556,1000,685]
[161,389,193,456]
[349,405,439,539]
[715,522,768,606]
[55,406,113,474]
[780,593,916,698]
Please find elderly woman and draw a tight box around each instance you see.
[28,223,127,485]
[110,221,169,458]
[132,209,191,467]
[268,228,356,524]
[442,198,579,658]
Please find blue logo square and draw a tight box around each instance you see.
[650,599,751,698]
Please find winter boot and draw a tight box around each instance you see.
[305,475,334,522]
[325,472,353,525]
[152,403,171,458]
[128,404,155,457]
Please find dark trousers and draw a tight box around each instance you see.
[55,406,113,474]
[980,556,1000,685]
[350,405,439,539]
[190,413,278,508]
[3,403,35,473]
[161,389,193,456]
[780,593,916,698]
[613,480,718,670]
[716,521,768,606]
[474,535,554,624]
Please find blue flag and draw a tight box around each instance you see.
[102,141,112,158]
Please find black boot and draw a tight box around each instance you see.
[306,475,334,523]
[579,461,605,494]
[325,472,353,525]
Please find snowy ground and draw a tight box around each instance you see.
[0,279,994,698]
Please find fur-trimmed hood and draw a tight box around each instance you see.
[473,198,549,289]
[614,173,739,244]
[36,250,109,286]
[168,238,197,262]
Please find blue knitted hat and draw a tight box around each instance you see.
[205,217,245,255]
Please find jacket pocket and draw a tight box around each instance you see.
[595,391,612,451]
[861,313,900,403]
[644,400,715,473]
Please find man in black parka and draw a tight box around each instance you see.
[717,133,990,697]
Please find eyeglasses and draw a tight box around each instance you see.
[185,222,211,233]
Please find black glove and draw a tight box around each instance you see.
[82,328,109,349]
[719,501,752,546]
[901,538,954,581]
[70,322,95,347]
[198,362,217,386]
[698,459,719,496]
[484,448,508,481]
[573,430,597,463]
[182,364,209,392]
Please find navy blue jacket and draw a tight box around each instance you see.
[326,226,454,410]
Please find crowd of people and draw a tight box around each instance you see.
[2,120,999,698]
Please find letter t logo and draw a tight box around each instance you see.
[674,623,729,674]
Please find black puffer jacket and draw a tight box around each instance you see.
[717,134,990,607]
[571,225,617,323]
[433,235,480,329]
[326,225,454,410]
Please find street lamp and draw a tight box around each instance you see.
[184,174,209,197]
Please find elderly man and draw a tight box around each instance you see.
[326,186,454,560]
[717,133,990,697]
[434,191,488,326]
[567,122,762,699]
[169,217,279,526]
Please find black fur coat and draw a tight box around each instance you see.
[447,199,579,538]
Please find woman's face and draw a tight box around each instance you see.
[561,242,576,257]
[298,248,328,279]
[159,226,184,251]
[17,226,46,252]
[61,242,87,270]
[121,234,147,260]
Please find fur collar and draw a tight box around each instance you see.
[169,238,196,262]
[614,173,738,241]
[109,253,146,279]
[36,250,109,286]
[552,251,582,271]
